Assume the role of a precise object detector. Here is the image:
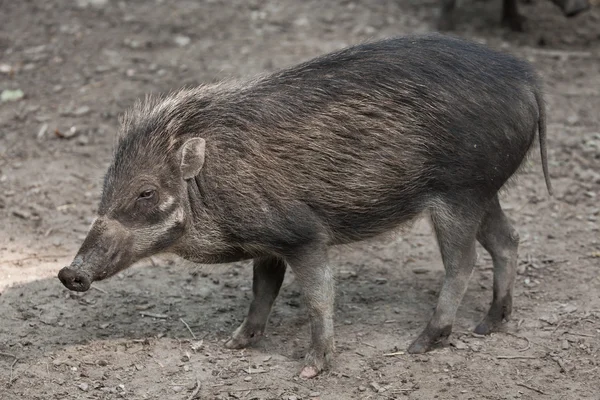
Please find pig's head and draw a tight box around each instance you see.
[58,97,210,291]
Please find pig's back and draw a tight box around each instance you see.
[205,35,541,243]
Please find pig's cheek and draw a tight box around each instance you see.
[131,207,186,254]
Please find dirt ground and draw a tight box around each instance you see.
[1,0,599,399]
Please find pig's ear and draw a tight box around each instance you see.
[180,138,206,180]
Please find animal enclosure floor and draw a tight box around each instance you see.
[0,0,599,399]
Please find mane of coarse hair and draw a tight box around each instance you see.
[114,79,252,159]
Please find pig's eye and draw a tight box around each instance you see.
[137,189,155,200]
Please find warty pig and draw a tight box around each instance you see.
[59,33,552,378]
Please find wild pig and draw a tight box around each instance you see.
[58,33,552,378]
[438,0,590,31]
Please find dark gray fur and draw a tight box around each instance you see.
[59,33,551,376]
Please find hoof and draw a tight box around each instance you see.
[502,14,526,32]
[300,365,320,379]
[563,0,590,17]
[474,321,493,335]
[407,339,431,354]
[408,325,452,354]
[224,337,246,349]
[224,323,264,349]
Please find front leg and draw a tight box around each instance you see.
[225,256,286,349]
[286,246,335,378]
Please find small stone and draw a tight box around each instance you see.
[358,385,367,392]
[1,89,24,102]
[562,340,569,350]
[54,126,79,139]
[451,339,469,350]
[369,382,382,392]
[244,376,252,382]
[173,35,191,47]
[76,0,108,8]
[172,386,183,393]
[73,106,91,116]
[37,123,48,140]
[288,396,298,400]
[77,383,89,392]
[562,304,578,313]
[0,64,12,74]
[374,277,388,285]
[412,268,429,274]
[97,360,108,366]
[309,392,321,397]
[12,209,30,219]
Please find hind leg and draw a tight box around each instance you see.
[437,0,457,31]
[474,195,519,334]
[502,0,526,31]
[408,200,483,354]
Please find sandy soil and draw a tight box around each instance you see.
[0,0,599,399]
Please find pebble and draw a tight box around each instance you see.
[451,339,469,350]
[77,383,89,392]
[173,35,191,47]
[0,64,12,74]
[76,0,108,8]
[37,123,48,140]
[309,392,321,397]
[1,89,24,102]
[72,106,91,116]
[562,340,570,350]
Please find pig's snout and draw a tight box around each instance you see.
[58,266,92,292]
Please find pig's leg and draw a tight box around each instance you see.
[287,247,335,378]
[408,201,482,354]
[502,0,526,31]
[437,0,457,31]
[225,256,286,349]
[551,0,590,17]
[474,195,519,334]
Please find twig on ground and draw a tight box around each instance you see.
[383,351,405,357]
[503,332,531,352]
[180,318,197,340]
[91,285,107,294]
[496,355,538,360]
[217,386,269,392]
[516,382,546,395]
[186,379,201,400]
[139,312,168,319]
[566,331,595,338]
[0,353,19,385]
[552,320,564,334]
